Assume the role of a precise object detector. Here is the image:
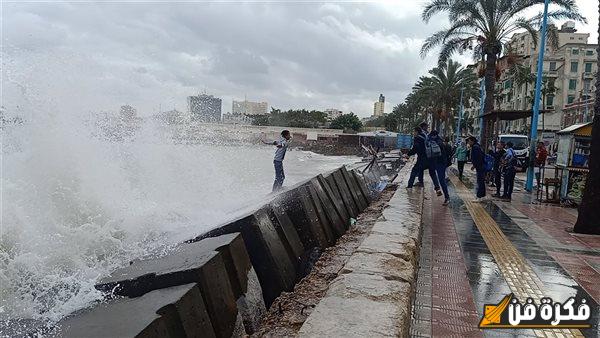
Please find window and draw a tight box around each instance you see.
[569,79,577,90]
[549,62,557,71]
[568,95,575,104]
[572,48,579,55]
[586,50,594,56]
[585,62,593,72]
[570,37,575,40]
[504,80,512,89]
[571,61,579,72]
[546,95,554,107]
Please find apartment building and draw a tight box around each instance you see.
[495,21,597,134]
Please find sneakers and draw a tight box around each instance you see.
[436,189,443,196]
[414,182,424,187]
[443,199,450,206]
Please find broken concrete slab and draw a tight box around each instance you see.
[96,243,238,337]
[57,283,216,338]
[356,232,417,264]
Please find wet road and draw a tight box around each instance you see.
[410,170,600,338]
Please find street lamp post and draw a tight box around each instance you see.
[525,0,550,192]
[479,79,486,141]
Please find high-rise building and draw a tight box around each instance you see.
[188,94,222,122]
[373,94,385,117]
[232,99,269,116]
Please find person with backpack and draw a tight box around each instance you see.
[428,130,450,205]
[467,136,486,201]
[406,126,441,196]
[501,141,517,201]
[490,141,506,198]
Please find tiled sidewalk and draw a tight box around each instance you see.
[411,173,600,338]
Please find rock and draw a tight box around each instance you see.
[341,252,415,284]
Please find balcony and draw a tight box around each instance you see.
[583,72,594,78]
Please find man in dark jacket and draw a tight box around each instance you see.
[490,141,506,197]
[467,136,486,201]
[406,126,442,194]
[429,131,450,205]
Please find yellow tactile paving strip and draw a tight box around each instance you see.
[450,175,584,338]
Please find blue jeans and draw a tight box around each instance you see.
[273,160,285,192]
[476,169,486,198]
[434,163,449,199]
[503,168,516,198]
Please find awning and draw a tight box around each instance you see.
[557,122,593,136]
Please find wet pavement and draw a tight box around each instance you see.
[411,171,600,338]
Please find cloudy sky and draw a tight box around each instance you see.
[3,0,597,118]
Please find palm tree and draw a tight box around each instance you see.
[421,0,585,120]
[411,59,478,132]
[573,4,600,235]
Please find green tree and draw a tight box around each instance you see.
[330,113,363,132]
[364,116,386,128]
[574,3,600,235]
[421,0,585,122]
[410,59,478,132]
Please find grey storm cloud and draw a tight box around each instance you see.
[1,2,475,116]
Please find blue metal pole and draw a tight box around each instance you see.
[479,79,485,141]
[525,0,550,192]
[456,87,464,144]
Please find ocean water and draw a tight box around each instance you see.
[0,115,357,335]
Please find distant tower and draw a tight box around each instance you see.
[187,93,222,122]
[373,94,385,117]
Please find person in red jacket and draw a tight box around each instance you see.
[534,141,548,188]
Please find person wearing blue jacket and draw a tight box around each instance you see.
[467,136,486,201]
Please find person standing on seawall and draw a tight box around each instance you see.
[406,126,427,188]
[455,140,468,180]
[467,136,486,202]
[264,130,291,192]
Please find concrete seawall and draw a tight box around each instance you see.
[297,162,424,337]
[52,165,386,337]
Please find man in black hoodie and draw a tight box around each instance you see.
[467,136,486,201]
[407,126,427,188]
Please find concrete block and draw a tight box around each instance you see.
[195,233,266,334]
[330,170,359,218]
[268,201,305,267]
[309,177,346,238]
[277,186,328,250]
[341,251,415,284]
[356,232,417,264]
[57,283,216,338]
[350,169,372,204]
[96,244,237,337]
[231,208,297,306]
[307,183,335,245]
[298,274,412,338]
[341,166,368,211]
[317,174,350,226]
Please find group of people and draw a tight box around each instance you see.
[405,122,454,205]
[405,121,542,204]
